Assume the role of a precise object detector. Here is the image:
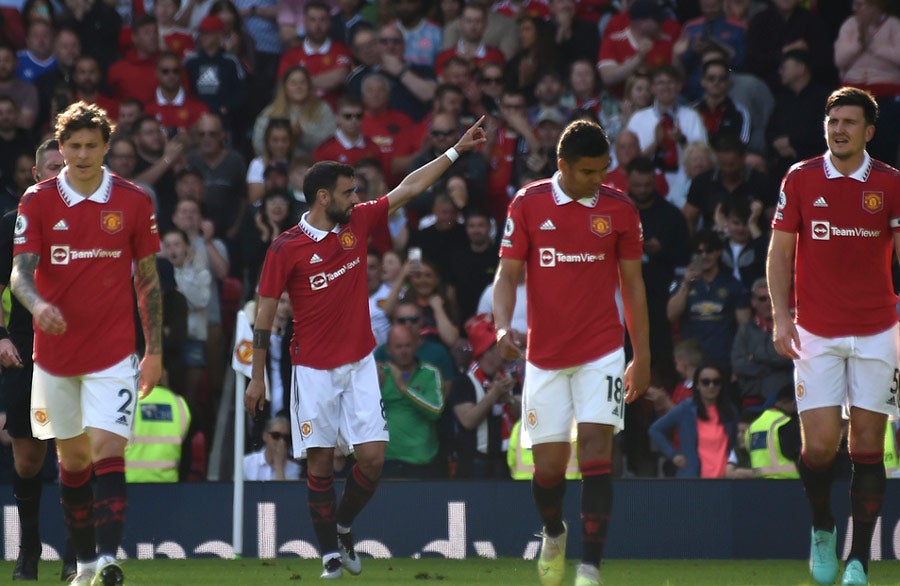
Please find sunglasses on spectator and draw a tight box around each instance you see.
[159,68,180,75]
[755,295,770,302]
[704,74,729,82]
[268,431,289,441]
[342,112,363,120]
[699,378,722,386]
[396,316,421,324]
[431,129,455,137]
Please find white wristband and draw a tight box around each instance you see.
[444,147,459,163]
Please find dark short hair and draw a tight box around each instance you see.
[825,86,879,125]
[175,167,203,182]
[463,206,491,222]
[701,59,730,76]
[35,138,60,169]
[719,197,751,223]
[692,228,723,253]
[55,101,115,143]
[557,119,610,163]
[302,161,355,206]
[626,156,656,175]
[651,64,683,83]
[133,14,158,31]
[712,133,746,155]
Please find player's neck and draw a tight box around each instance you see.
[66,169,104,197]
[307,208,337,232]
[828,151,865,177]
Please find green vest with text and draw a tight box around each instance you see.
[507,420,581,480]
[125,386,191,483]
[746,409,799,479]
[885,426,898,476]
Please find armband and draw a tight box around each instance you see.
[444,147,460,163]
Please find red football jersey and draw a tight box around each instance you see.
[773,154,900,337]
[14,169,160,375]
[257,197,389,369]
[597,23,679,96]
[500,173,644,369]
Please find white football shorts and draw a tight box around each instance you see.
[31,354,140,440]
[794,323,900,417]
[289,352,388,456]
[521,347,626,447]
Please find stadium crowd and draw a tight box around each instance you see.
[1,0,899,487]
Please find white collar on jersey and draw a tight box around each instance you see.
[823,150,871,182]
[303,36,333,56]
[551,171,598,208]
[56,166,113,207]
[336,129,366,149]
[299,211,342,242]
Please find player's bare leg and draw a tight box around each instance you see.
[335,441,385,576]
[532,441,569,586]
[798,407,842,585]
[574,423,615,586]
[842,408,888,585]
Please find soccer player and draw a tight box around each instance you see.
[0,139,73,581]
[244,118,487,579]
[493,119,650,586]
[11,101,163,586]
[767,86,900,586]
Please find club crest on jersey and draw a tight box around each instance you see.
[796,380,805,400]
[862,191,883,214]
[339,229,357,249]
[590,215,611,238]
[526,409,537,428]
[300,421,313,438]
[101,211,124,234]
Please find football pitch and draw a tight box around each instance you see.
[3,558,900,585]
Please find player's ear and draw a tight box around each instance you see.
[316,188,330,206]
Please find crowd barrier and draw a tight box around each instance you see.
[3,480,900,561]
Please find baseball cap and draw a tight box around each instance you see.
[629,0,665,22]
[465,313,497,360]
[533,108,566,128]
[198,15,225,33]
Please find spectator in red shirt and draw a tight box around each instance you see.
[435,3,505,76]
[71,55,120,120]
[313,96,385,172]
[276,0,352,105]
[605,129,669,197]
[155,0,195,57]
[360,72,416,184]
[107,15,160,105]
[145,52,210,134]
[597,0,680,97]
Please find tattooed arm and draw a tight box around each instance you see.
[244,294,277,413]
[11,252,67,335]
[134,254,163,397]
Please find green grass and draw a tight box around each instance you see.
[2,558,900,585]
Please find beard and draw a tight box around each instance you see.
[326,201,353,225]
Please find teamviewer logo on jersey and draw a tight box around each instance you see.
[539,248,556,267]
[50,245,70,265]
[309,272,328,290]
[811,221,830,240]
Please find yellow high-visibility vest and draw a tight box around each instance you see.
[125,386,191,483]
[507,420,581,480]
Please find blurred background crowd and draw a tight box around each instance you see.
[0,0,898,485]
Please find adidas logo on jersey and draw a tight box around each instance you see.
[813,197,828,207]
[115,415,128,425]
[539,219,556,231]
[53,219,69,230]
[310,253,323,264]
